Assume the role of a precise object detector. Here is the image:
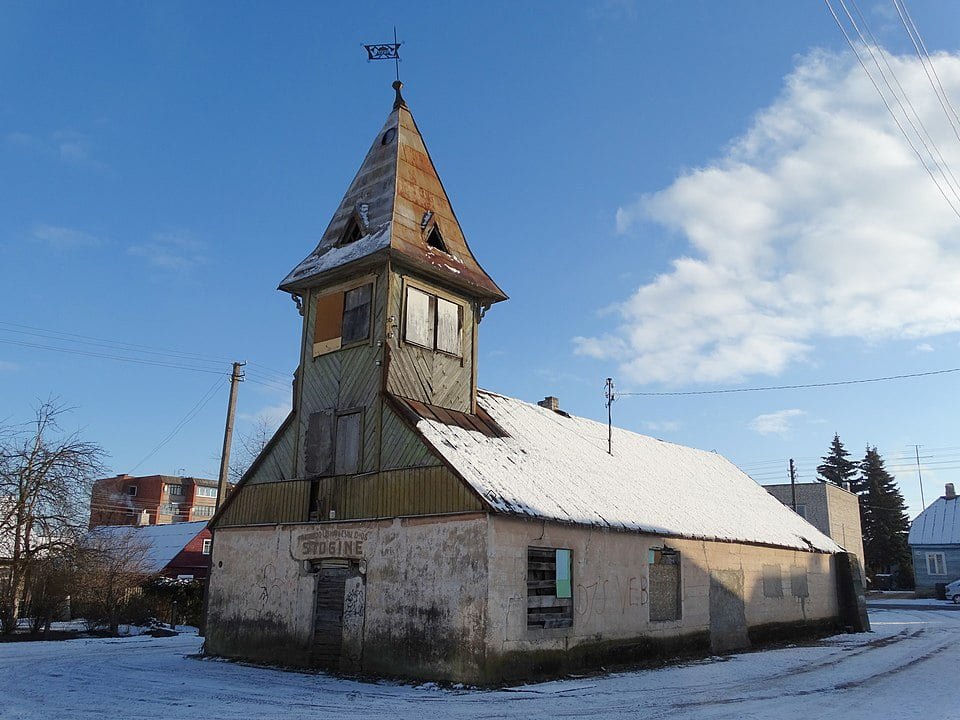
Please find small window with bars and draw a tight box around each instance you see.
[648,547,682,621]
[527,547,573,630]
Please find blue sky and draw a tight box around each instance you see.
[3,1,960,520]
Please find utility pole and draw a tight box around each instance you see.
[216,361,246,511]
[789,458,797,512]
[912,444,926,509]
[604,378,616,455]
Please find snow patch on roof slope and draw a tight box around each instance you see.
[909,496,960,546]
[281,222,392,286]
[416,391,841,553]
[88,522,208,574]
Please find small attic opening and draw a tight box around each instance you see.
[339,216,363,246]
[426,224,448,253]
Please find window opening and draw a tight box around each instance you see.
[426,225,448,253]
[762,564,784,598]
[403,286,462,357]
[339,217,363,246]
[166,484,183,496]
[527,547,573,629]
[648,547,681,621]
[927,552,947,575]
[201,539,212,555]
[313,282,373,357]
[127,486,137,497]
[341,284,372,345]
[334,412,362,475]
[790,567,809,598]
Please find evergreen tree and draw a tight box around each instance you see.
[816,433,858,488]
[859,446,913,586]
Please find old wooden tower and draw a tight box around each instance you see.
[205,83,862,684]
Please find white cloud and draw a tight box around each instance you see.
[128,231,206,271]
[239,401,291,428]
[641,419,680,433]
[577,48,960,385]
[749,409,805,436]
[915,342,934,353]
[32,224,103,250]
[5,129,101,168]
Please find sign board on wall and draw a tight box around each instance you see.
[294,528,370,560]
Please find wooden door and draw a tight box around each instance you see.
[312,566,349,669]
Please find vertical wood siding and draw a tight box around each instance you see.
[216,466,484,527]
[297,269,387,477]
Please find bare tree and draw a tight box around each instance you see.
[0,400,106,633]
[228,417,274,482]
[75,527,153,636]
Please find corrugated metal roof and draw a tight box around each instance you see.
[88,521,207,574]
[409,390,840,553]
[909,496,960,546]
[279,91,507,304]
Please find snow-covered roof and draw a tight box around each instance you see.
[413,391,841,553]
[88,522,208,574]
[909,496,960,546]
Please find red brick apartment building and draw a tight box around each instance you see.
[89,474,228,528]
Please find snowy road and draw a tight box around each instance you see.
[1,608,957,720]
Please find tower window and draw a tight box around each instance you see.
[339,217,363,246]
[426,225,448,253]
[403,286,462,357]
[313,282,373,357]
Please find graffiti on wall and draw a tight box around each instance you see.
[576,573,648,617]
[293,527,370,560]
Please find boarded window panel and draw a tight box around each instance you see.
[334,412,361,475]
[762,564,784,598]
[404,287,434,348]
[790,567,809,598]
[305,411,334,476]
[436,298,462,356]
[526,546,573,629]
[649,549,681,622]
[314,292,345,357]
[341,284,372,345]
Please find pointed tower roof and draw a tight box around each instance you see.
[279,82,507,304]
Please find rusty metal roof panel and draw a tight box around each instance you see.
[280,90,507,303]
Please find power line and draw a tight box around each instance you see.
[128,377,226,474]
[617,366,960,397]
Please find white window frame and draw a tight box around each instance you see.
[926,552,947,576]
[201,539,212,555]
[127,486,137,496]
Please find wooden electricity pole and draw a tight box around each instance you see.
[216,361,245,510]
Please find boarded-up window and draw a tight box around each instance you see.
[649,547,681,621]
[436,298,462,356]
[305,411,334,476]
[334,412,362,475]
[403,286,463,358]
[527,547,573,629]
[790,567,809,598]
[404,287,434,347]
[313,283,372,357]
[341,285,372,345]
[763,564,784,598]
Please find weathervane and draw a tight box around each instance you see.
[363,27,403,82]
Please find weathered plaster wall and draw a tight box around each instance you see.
[484,517,839,680]
[205,514,489,678]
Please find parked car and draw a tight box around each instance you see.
[946,579,960,604]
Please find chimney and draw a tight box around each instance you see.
[946,483,956,500]
[538,396,560,412]
[842,481,851,492]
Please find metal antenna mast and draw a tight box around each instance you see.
[604,378,616,455]
[911,444,926,508]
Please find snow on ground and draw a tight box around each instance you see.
[1,609,957,720]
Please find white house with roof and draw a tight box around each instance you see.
[909,483,960,596]
[204,82,868,684]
